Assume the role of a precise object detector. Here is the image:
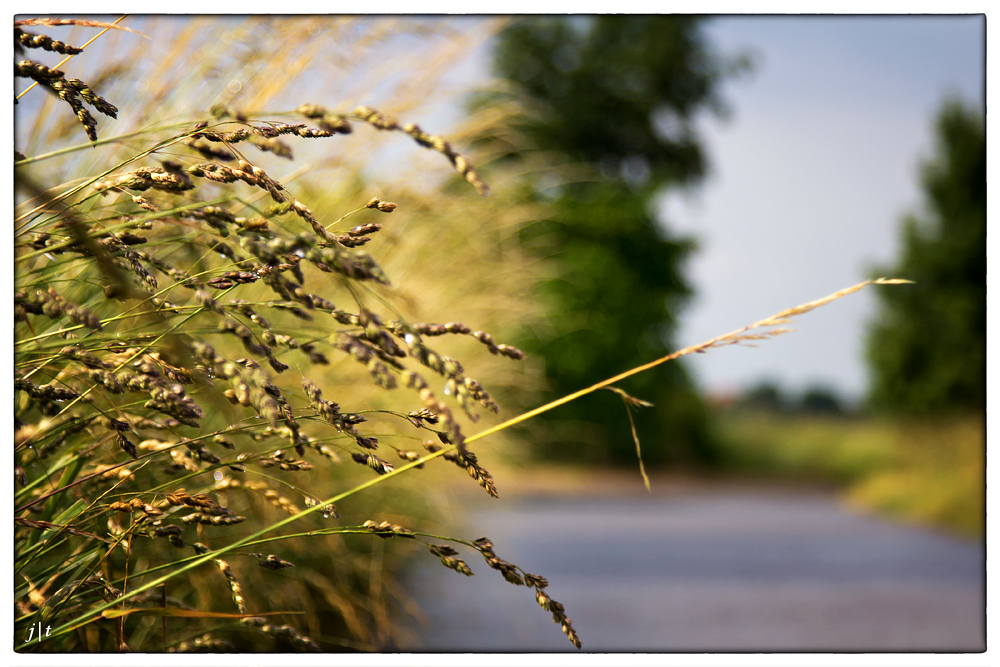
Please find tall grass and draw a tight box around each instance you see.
[15,15,560,652]
[14,16,911,653]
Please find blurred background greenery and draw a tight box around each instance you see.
[475,16,985,538]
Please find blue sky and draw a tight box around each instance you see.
[659,15,985,403]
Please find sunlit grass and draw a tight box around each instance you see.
[14,15,563,652]
[847,417,984,537]
[714,410,984,538]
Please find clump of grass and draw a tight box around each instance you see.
[13,16,555,652]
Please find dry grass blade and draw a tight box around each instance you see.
[750,278,914,327]
[15,18,144,35]
[15,517,112,543]
[100,608,298,620]
[464,278,914,446]
[605,386,654,491]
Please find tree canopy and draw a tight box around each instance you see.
[489,16,747,464]
[866,99,986,415]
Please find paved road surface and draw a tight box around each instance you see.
[402,487,984,652]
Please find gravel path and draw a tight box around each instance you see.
[402,487,984,652]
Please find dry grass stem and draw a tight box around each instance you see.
[463,279,914,448]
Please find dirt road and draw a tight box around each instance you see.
[403,481,984,652]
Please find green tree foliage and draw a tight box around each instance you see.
[867,100,986,414]
[488,16,747,465]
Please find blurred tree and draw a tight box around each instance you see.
[484,16,748,465]
[799,386,846,416]
[738,382,786,413]
[867,99,985,414]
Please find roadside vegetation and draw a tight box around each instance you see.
[713,407,983,538]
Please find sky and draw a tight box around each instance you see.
[658,15,985,404]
